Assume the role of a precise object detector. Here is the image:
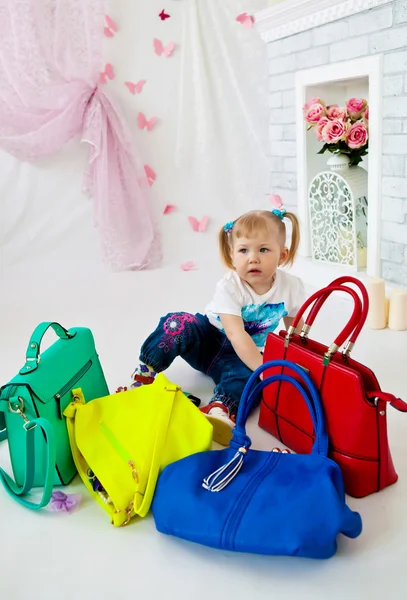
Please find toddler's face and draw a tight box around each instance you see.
[231,224,287,292]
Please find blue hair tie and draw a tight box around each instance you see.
[271,208,286,221]
[224,221,234,234]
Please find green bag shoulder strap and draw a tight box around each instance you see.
[0,413,56,509]
[20,321,75,375]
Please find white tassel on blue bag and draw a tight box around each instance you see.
[202,447,248,492]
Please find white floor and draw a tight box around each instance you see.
[1,263,407,600]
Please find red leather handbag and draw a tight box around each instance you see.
[259,276,407,498]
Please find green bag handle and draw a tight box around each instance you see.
[0,413,56,509]
[19,321,75,375]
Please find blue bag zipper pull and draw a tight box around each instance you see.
[202,447,248,492]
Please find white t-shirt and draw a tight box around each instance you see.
[205,269,306,348]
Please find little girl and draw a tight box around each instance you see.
[125,206,305,445]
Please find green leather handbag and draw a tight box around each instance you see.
[0,322,109,509]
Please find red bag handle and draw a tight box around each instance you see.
[303,277,369,355]
[286,285,362,365]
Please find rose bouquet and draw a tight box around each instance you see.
[303,97,369,166]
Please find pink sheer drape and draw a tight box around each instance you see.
[0,0,161,270]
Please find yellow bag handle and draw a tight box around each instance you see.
[134,383,179,518]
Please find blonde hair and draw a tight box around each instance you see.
[219,209,300,270]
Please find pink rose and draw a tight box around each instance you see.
[304,102,326,124]
[326,104,347,121]
[347,122,368,149]
[315,117,329,142]
[303,97,325,110]
[322,118,348,144]
[364,106,369,120]
[346,98,368,120]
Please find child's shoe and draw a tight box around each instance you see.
[115,364,156,393]
[200,402,235,446]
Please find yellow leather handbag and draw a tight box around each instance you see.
[64,373,213,526]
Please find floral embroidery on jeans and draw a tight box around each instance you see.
[163,314,186,336]
[159,313,198,352]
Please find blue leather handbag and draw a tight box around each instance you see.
[152,360,362,559]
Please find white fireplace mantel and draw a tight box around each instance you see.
[255,0,394,42]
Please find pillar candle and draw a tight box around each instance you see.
[367,277,386,330]
[388,289,407,331]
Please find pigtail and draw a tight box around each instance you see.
[281,211,301,267]
[218,226,234,269]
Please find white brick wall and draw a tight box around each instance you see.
[382,196,406,222]
[383,75,404,96]
[394,0,407,24]
[383,49,407,73]
[383,119,403,133]
[382,155,405,176]
[381,240,405,263]
[370,24,407,52]
[267,0,407,286]
[382,176,407,198]
[383,134,407,154]
[383,97,407,118]
[349,6,393,35]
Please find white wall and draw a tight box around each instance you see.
[266,0,407,286]
[0,0,270,278]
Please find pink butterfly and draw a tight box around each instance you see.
[98,63,114,84]
[188,216,209,233]
[181,261,197,271]
[138,112,157,131]
[144,165,156,187]
[125,80,146,95]
[269,194,283,209]
[154,38,176,57]
[104,15,117,37]
[236,13,255,29]
[163,205,176,215]
[159,9,171,21]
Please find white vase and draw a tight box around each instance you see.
[327,153,351,172]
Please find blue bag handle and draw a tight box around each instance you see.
[233,360,328,457]
[202,360,328,492]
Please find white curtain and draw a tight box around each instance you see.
[176,0,271,214]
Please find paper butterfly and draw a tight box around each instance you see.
[104,15,117,37]
[181,261,198,271]
[125,80,146,95]
[138,112,157,131]
[154,38,176,57]
[269,194,283,209]
[163,205,176,215]
[188,216,209,233]
[236,13,255,29]
[144,165,156,187]
[159,10,171,21]
[98,63,114,84]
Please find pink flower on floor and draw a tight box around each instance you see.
[347,122,368,149]
[304,102,326,124]
[323,118,348,144]
[315,117,329,142]
[346,98,368,120]
[326,105,347,121]
[303,97,325,110]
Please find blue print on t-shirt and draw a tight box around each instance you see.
[242,302,288,346]
[218,302,288,347]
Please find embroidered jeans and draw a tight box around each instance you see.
[139,312,259,416]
